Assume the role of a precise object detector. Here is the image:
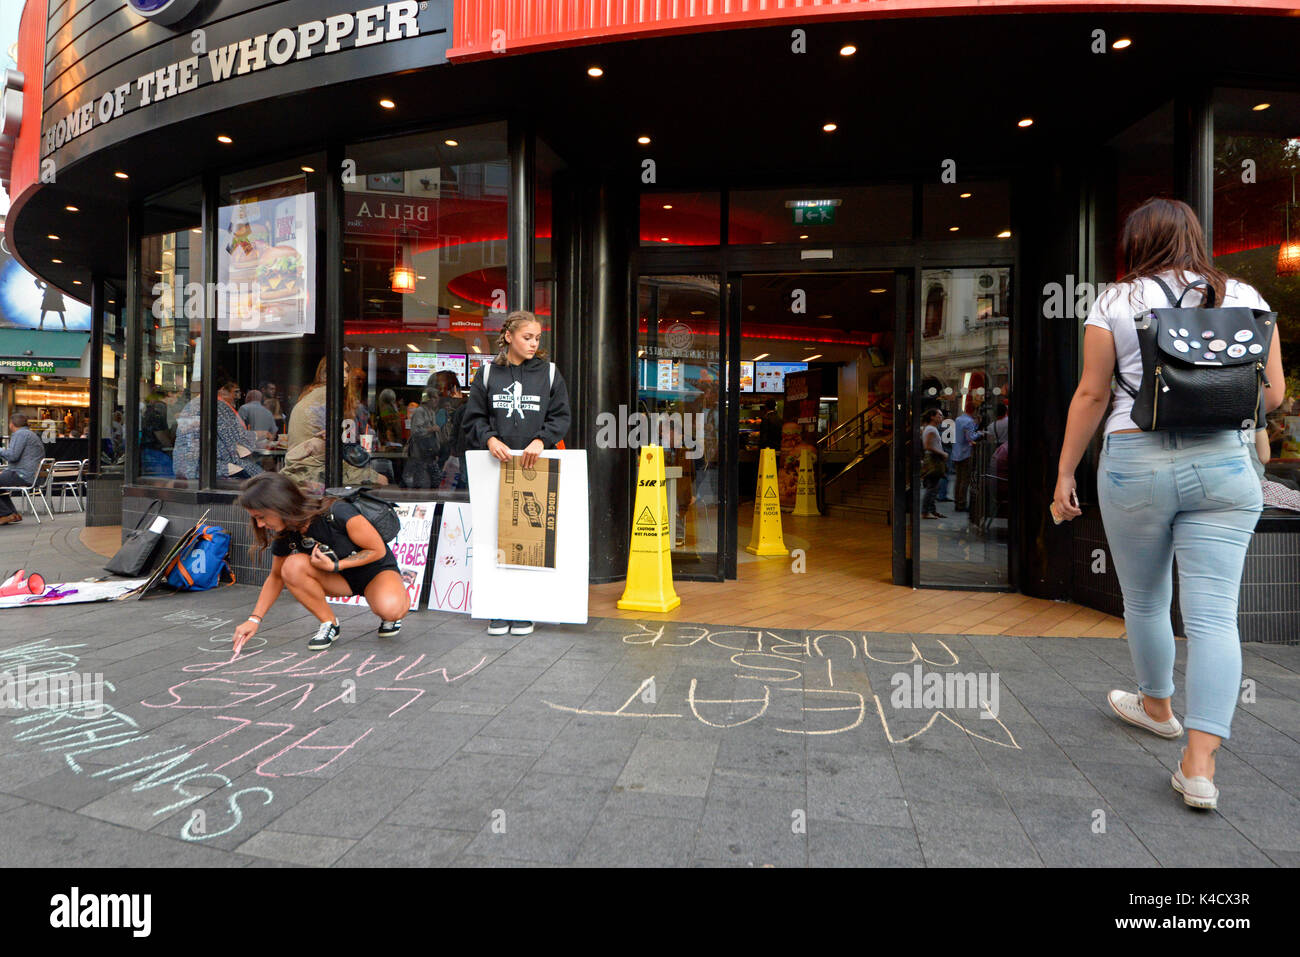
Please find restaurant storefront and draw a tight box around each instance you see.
[5,0,1298,636]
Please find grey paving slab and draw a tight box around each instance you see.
[906,800,1042,867]
[693,785,809,867]
[602,788,706,820]
[1002,793,1159,867]
[1127,821,1279,867]
[235,828,357,867]
[573,808,699,867]
[460,734,549,758]
[385,751,535,832]
[806,821,925,867]
[462,770,612,864]
[366,712,490,770]
[617,736,719,798]
[531,718,643,779]
[807,752,906,826]
[266,763,431,839]
[710,732,806,793]
[337,825,474,867]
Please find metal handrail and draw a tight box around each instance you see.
[818,396,890,456]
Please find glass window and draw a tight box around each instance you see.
[344,123,508,493]
[916,266,1012,588]
[1096,102,1176,283]
[137,180,202,487]
[641,192,722,246]
[731,185,911,245]
[1213,89,1300,487]
[922,182,1011,242]
[215,155,327,490]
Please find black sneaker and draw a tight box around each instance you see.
[378,619,403,639]
[509,620,534,636]
[487,619,510,636]
[307,620,341,650]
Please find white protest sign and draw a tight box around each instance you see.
[428,502,472,614]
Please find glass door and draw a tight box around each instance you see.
[913,266,1012,587]
[636,275,724,579]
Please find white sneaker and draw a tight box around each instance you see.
[1107,690,1183,739]
[1171,754,1219,810]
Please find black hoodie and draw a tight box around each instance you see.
[461,356,571,451]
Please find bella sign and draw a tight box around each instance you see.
[42,1,421,160]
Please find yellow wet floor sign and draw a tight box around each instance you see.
[792,447,820,516]
[747,448,788,556]
[618,445,681,612]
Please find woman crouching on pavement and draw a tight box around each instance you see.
[232,472,409,653]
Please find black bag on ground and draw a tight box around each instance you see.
[1115,277,1276,432]
[325,486,401,543]
[105,499,168,576]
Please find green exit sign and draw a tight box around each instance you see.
[787,199,841,225]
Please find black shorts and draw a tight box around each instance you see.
[340,557,401,598]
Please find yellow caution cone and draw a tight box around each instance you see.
[747,448,788,556]
[618,445,681,612]
[792,447,820,516]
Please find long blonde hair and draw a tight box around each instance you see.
[493,310,548,366]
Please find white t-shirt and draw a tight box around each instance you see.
[1083,271,1270,434]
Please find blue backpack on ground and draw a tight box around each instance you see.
[164,524,235,590]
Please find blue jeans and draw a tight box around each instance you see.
[1099,429,1262,739]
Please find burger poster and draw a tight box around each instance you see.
[216,183,316,337]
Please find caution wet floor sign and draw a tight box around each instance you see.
[618,445,681,612]
[747,448,788,556]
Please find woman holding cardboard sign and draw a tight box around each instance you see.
[462,310,572,637]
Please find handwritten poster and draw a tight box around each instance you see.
[327,502,435,610]
[428,502,472,614]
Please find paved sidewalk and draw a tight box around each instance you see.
[0,514,1296,867]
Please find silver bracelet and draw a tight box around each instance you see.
[247,615,262,623]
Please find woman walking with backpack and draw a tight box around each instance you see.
[461,310,571,637]
[1053,198,1285,810]
[232,472,409,653]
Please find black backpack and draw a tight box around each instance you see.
[1115,277,1275,432]
[325,487,401,544]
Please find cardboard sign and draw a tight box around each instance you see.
[497,457,560,570]
[428,502,473,614]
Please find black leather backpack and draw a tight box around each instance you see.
[1114,276,1275,431]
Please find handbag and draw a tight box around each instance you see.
[325,486,401,543]
[1115,277,1275,431]
[922,451,946,481]
[105,500,168,576]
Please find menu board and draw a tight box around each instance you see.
[469,355,490,385]
[408,353,468,387]
[740,360,755,393]
[756,361,807,394]
[216,180,316,339]
[657,358,681,391]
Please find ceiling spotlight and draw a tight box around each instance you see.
[1112,38,1132,49]
[823,122,838,132]
[839,44,857,56]
[1252,103,1271,111]
[47,234,59,240]
[949,226,960,232]
[301,165,315,173]
[191,228,201,234]
[217,135,232,143]
[637,135,651,145]
[816,314,832,319]
[660,236,670,242]
[379,98,396,109]
[444,139,458,147]
[752,353,770,361]
[1017,117,1034,128]
[997,229,1012,239]
[114,171,129,179]
[870,288,887,294]
[452,304,462,309]
[799,234,809,240]
[51,258,63,264]
[960,192,972,198]
[587,66,603,77]
[65,205,79,212]
[662,204,673,210]
[805,354,823,362]
[417,275,427,280]
[690,310,705,316]
[72,279,82,285]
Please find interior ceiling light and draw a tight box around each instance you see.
[114,171,128,179]
[870,288,887,294]
[191,228,201,233]
[799,234,810,239]
[406,343,419,351]
[1252,103,1271,112]
[637,135,651,145]
[660,236,670,242]
[444,139,458,147]
[587,66,603,77]
[805,354,823,361]
[839,44,857,56]
[1017,118,1034,128]
[301,165,316,173]
[51,258,63,263]
[823,122,838,132]
[452,304,462,309]
[72,279,82,285]
[998,230,1012,239]
[390,265,416,294]
[417,275,426,280]
[217,135,232,143]
[949,226,960,232]
[65,205,79,212]
[817,314,832,319]
[690,310,705,316]
[960,192,972,199]
[47,234,58,240]
[379,98,396,109]
[1112,38,1132,49]
[752,353,770,361]
[662,204,673,210]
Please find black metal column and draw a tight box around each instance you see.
[123,206,141,487]
[88,273,105,475]
[1176,86,1215,246]
[325,143,344,489]
[508,123,536,312]
[199,171,218,489]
